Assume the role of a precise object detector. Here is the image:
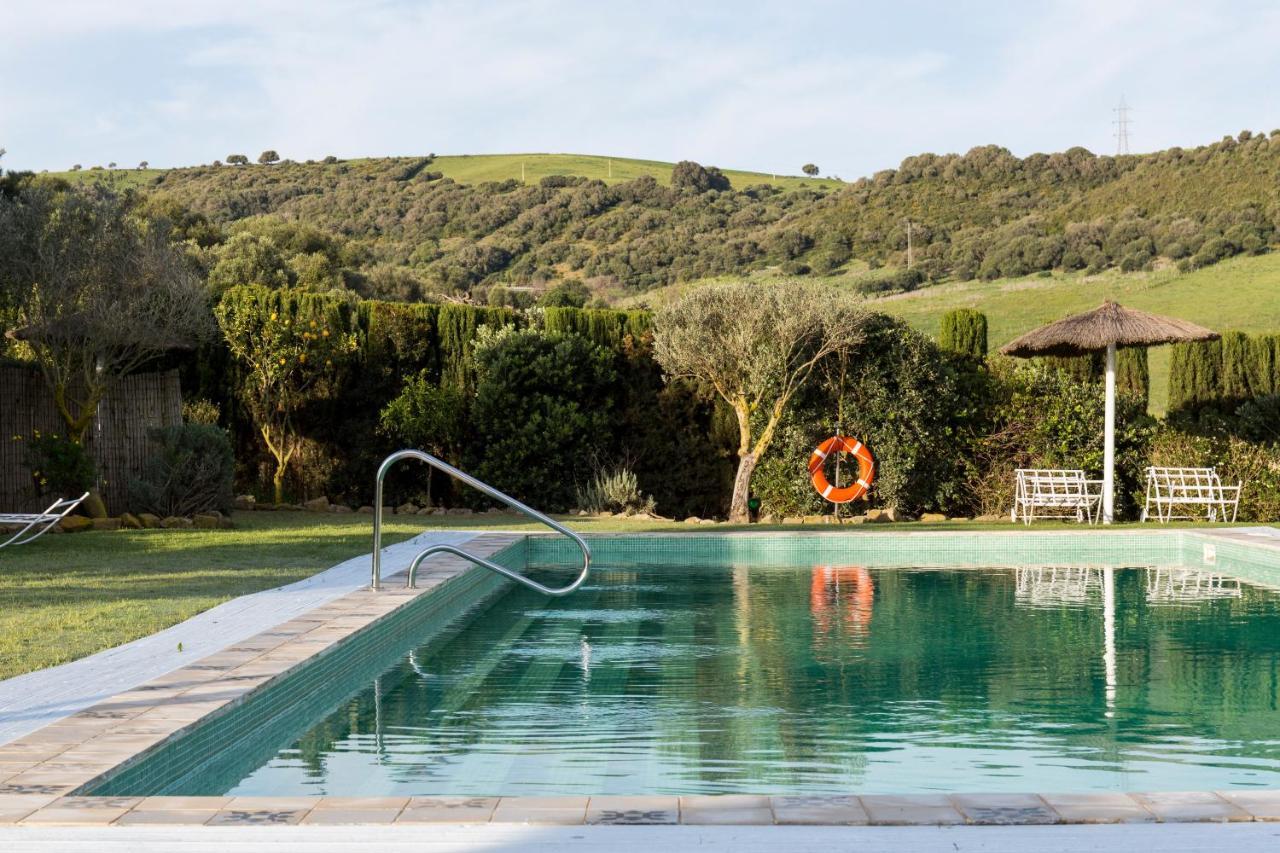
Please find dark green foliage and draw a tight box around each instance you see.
[939,309,988,357]
[1168,331,1280,417]
[975,360,1156,519]
[258,150,281,165]
[752,316,988,516]
[469,328,617,510]
[134,133,1280,298]
[670,160,731,192]
[802,164,819,176]
[1234,395,1280,445]
[128,424,234,516]
[437,304,518,390]
[1117,347,1149,407]
[538,280,589,307]
[22,433,95,499]
[1168,339,1222,415]
[227,154,249,165]
[1220,330,1252,406]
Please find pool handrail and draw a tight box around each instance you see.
[371,448,591,595]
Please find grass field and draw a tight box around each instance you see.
[46,153,842,192]
[2,511,1266,680]
[869,253,1280,414]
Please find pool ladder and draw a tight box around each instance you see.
[370,449,591,595]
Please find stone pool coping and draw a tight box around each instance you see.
[2,527,1279,828]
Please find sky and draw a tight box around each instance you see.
[4,0,1280,178]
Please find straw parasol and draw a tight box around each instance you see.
[1000,301,1219,523]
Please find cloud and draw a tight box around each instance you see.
[4,0,1280,174]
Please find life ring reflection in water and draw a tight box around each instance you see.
[810,565,875,644]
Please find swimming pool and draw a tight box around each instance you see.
[87,533,1280,798]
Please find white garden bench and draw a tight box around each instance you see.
[1141,466,1241,523]
[0,492,90,549]
[1011,469,1102,525]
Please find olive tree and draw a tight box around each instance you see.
[654,281,867,521]
[0,183,214,442]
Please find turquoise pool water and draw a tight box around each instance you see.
[194,560,1280,796]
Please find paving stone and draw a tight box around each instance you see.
[679,795,773,825]
[207,808,310,825]
[861,794,965,825]
[1132,791,1251,822]
[398,796,498,823]
[490,796,588,824]
[1041,792,1155,824]
[771,794,868,825]
[139,796,232,810]
[1218,789,1280,821]
[951,793,1059,825]
[586,796,679,825]
[115,809,218,825]
[303,808,403,824]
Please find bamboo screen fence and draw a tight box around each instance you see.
[0,366,183,513]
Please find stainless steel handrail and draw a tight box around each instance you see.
[371,449,591,595]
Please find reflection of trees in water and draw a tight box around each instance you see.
[275,564,1280,792]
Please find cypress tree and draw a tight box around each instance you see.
[1168,339,1221,415]
[1116,346,1148,407]
[1248,332,1279,397]
[1220,330,1251,405]
[939,309,988,358]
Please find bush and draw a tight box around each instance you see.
[21,432,95,499]
[469,327,616,510]
[128,424,234,517]
[575,467,655,515]
[1147,427,1280,522]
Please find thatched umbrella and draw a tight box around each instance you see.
[1001,301,1219,523]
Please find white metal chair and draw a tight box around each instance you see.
[0,492,90,549]
[1141,467,1241,523]
[1011,469,1102,525]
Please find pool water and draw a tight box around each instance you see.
[219,563,1280,796]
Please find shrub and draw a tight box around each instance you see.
[575,467,655,515]
[21,432,95,499]
[182,398,221,426]
[469,327,616,510]
[1147,426,1280,522]
[128,424,234,517]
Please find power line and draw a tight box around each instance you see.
[1112,95,1132,156]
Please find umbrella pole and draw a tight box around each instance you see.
[1103,342,1116,524]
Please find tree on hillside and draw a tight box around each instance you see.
[654,281,867,522]
[70,164,81,171]
[227,154,249,165]
[258,150,281,165]
[0,183,214,443]
[138,161,148,170]
[671,160,731,192]
[802,163,819,176]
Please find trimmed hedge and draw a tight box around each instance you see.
[939,308,988,358]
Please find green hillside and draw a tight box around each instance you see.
[871,253,1280,414]
[48,153,840,191]
[427,153,842,190]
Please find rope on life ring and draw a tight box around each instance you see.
[807,436,875,504]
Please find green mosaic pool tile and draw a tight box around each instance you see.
[1184,534,1280,589]
[528,532,1187,571]
[84,543,524,797]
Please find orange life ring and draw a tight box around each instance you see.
[807,436,875,503]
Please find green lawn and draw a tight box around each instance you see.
[1,511,1266,681]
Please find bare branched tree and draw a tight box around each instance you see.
[654,280,867,522]
[0,183,214,442]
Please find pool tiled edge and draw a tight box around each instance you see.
[0,533,522,804]
[3,527,1280,828]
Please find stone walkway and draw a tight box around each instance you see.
[0,530,475,746]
